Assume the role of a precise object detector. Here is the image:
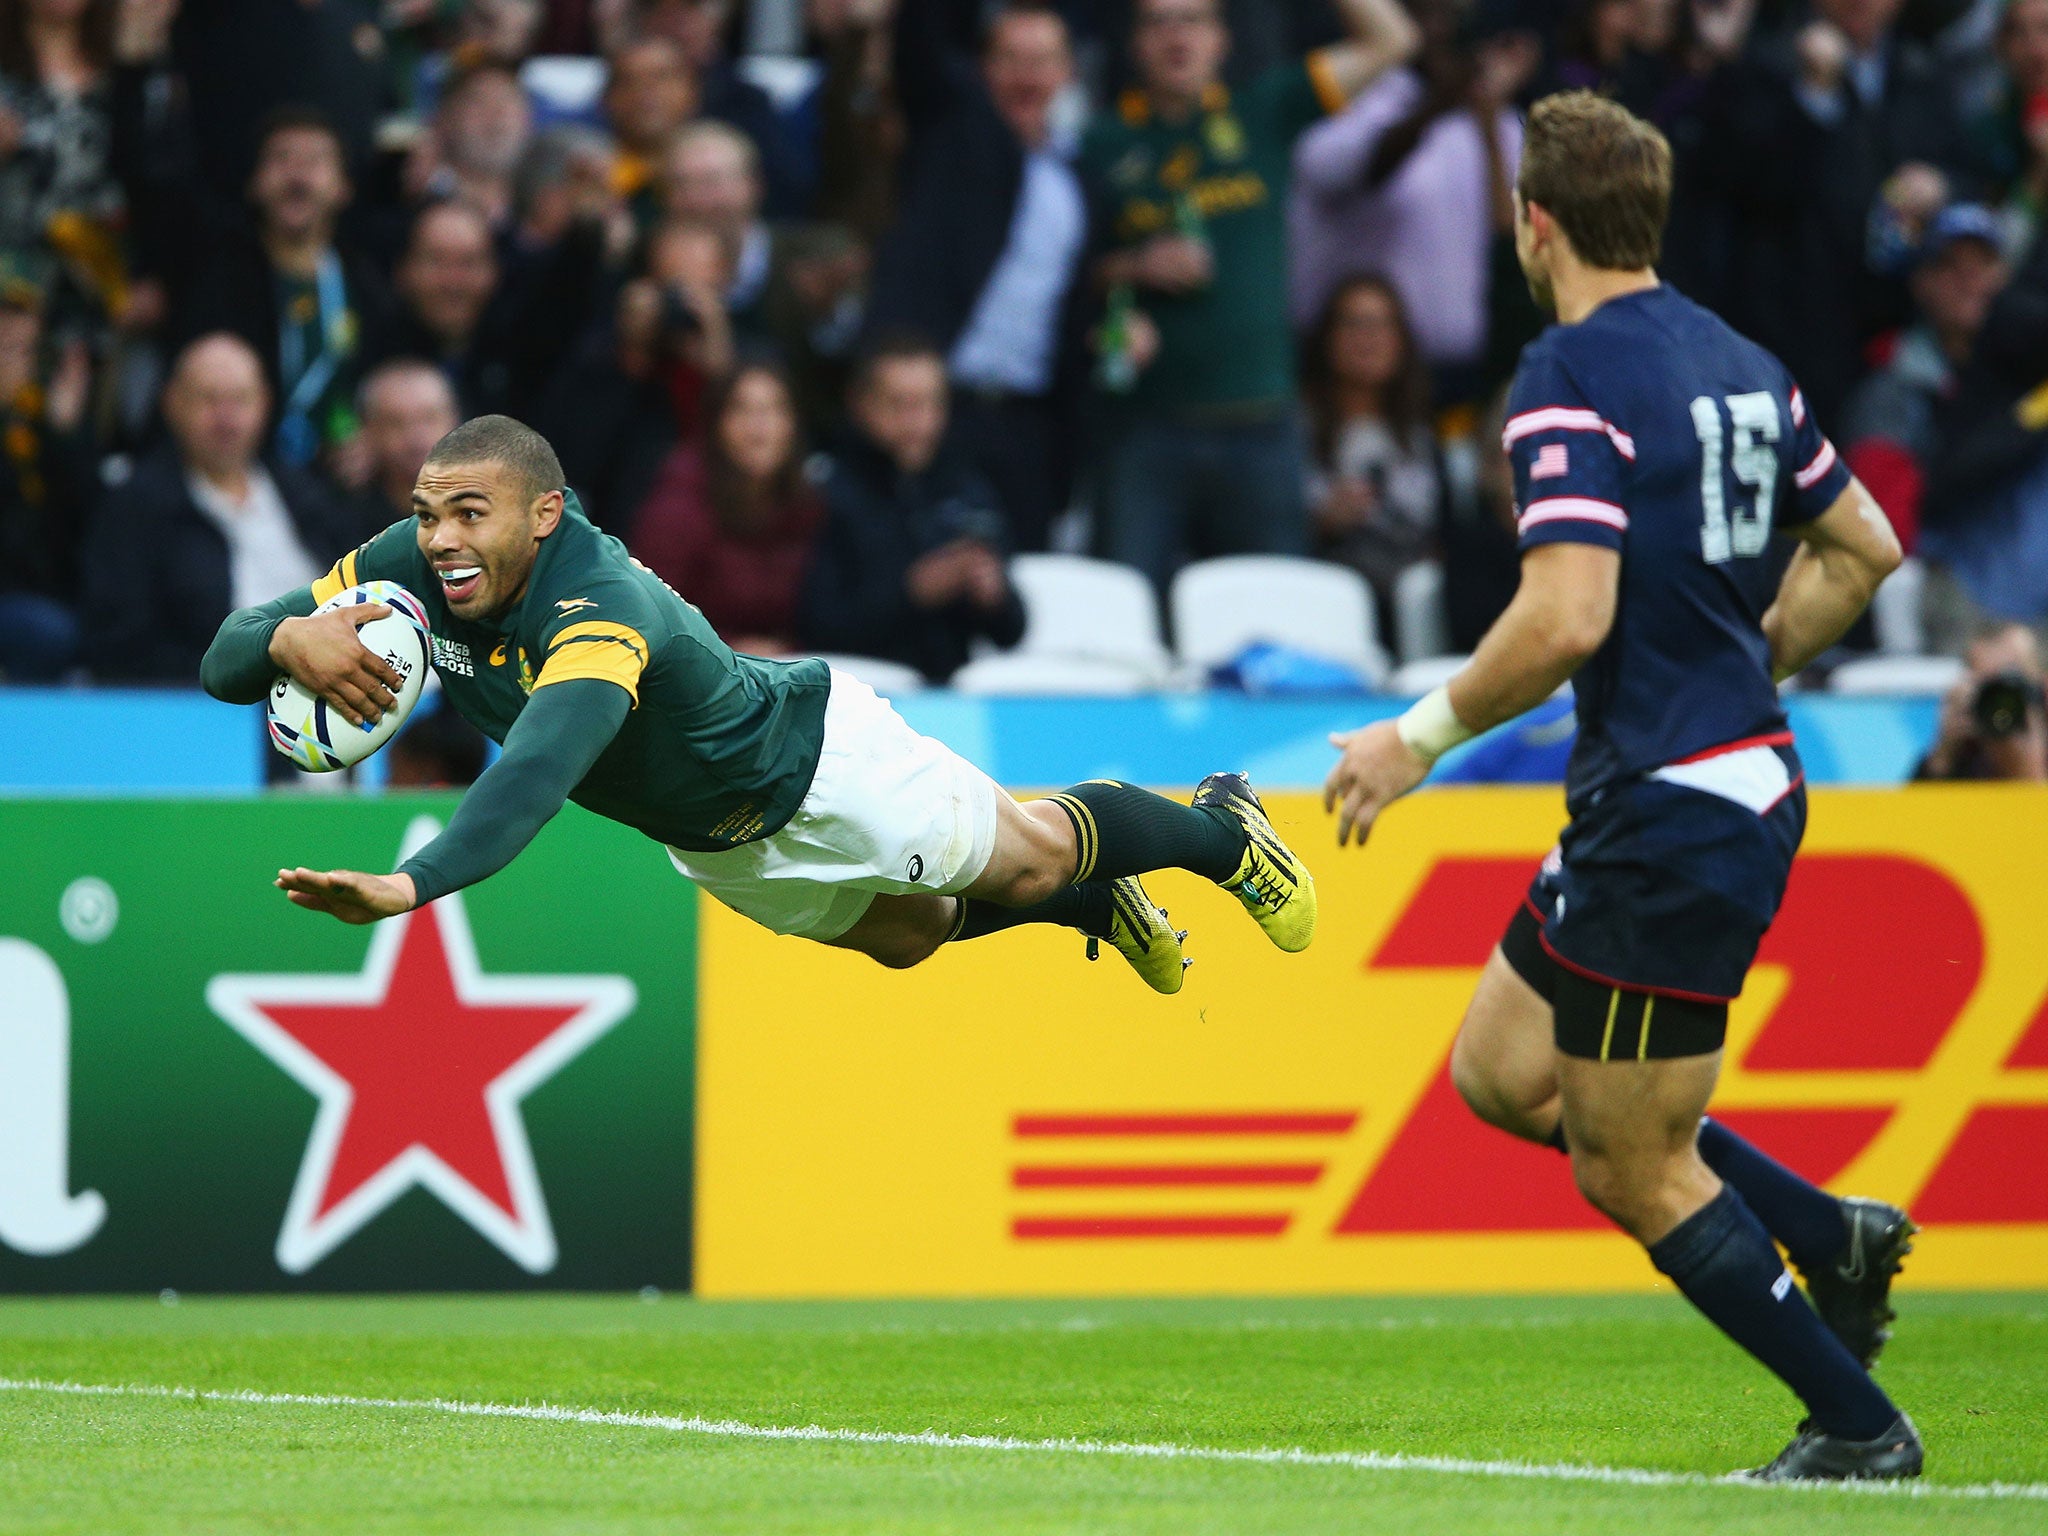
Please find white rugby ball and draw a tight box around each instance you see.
[267,581,433,772]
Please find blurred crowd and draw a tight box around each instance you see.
[3,0,2047,719]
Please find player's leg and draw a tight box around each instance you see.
[965,775,1315,954]
[1555,982,1919,1480]
[950,792,1191,992]
[1449,902,1565,1144]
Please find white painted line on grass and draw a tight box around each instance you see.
[3,1376,2043,1503]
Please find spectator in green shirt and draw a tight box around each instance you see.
[1080,0,1419,590]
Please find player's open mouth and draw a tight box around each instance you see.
[437,566,483,602]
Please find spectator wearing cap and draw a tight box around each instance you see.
[867,0,1092,553]
[170,107,395,472]
[1689,0,1973,426]
[1841,203,2008,556]
[801,331,1024,682]
[1079,0,1419,590]
[1288,10,1537,394]
[1919,204,2048,654]
[0,259,93,680]
[81,332,354,681]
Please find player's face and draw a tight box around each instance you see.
[412,462,557,618]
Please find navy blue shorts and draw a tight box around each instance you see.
[1515,740,1806,1005]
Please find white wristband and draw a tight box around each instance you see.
[1395,685,1476,764]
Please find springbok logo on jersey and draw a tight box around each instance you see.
[555,598,598,616]
[208,818,635,1273]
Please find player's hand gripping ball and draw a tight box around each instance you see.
[267,582,432,771]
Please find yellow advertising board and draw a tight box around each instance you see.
[696,787,2048,1297]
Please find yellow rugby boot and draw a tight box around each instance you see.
[1194,771,1317,953]
[1088,875,1190,994]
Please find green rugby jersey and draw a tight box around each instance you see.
[311,493,830,853]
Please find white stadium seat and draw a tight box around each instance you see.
[1007,554,1172,679]
[1826,653,1966,696]
[1870,554,1928,656]
[1169,556,1389,686]
[1392,559,1449,665]
[951,653,1156,696]
[806,653,927,699]
[1387,654,1471,696]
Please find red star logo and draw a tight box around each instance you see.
[207,818,636,1274]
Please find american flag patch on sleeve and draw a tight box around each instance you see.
[1530,442,1570,480]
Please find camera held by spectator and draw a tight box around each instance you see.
[1914,624,2048,781]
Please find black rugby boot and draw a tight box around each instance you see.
[1745,1413,1923,1483]
[1798,1196,1917,1368]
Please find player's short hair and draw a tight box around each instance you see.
[1517,91,1672,272]
[421,415,565,505]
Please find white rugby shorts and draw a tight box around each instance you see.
[666,667,1002,940]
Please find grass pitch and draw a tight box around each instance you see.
[0,1291,2042,1534]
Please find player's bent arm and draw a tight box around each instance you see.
[1762,477,1904,682]
[1446,542,1621,736]
[201,588,320,704]
[1323,543,1617,845]
[392,679,633,907]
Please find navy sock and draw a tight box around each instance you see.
[1696,1118,1848,1272]
[1046,780,1246,884]
[947,884,1114,942]
[1648,1185,1897,1440]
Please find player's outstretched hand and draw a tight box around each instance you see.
[268,606,404,729]
[1324,721,1432,847]
[276,867,418,925]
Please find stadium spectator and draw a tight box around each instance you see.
[1690,0,1973,425]
[171,107,394,472]
[1081,0,1419,590]
[1969,0,2048,241]
[603,34,699,226]
[1301,274,1442,640]
[389,201,501,399]
[408,65,536,231]
[344,358,460,528]
[805,0,907,243]
[630,359,824,653]
[801,331,1024,681]
[81,333,354,681]
[1913,622,2048,778]
[868,0,1090,553]
[1918,211,2048,652]
[169,0,381,199]
[529,215,730,528]
[0,265,93,680]
[1289,7,1533,390]
[662,119,870,417]
[1841,203,2009,552]
[1439,382,1520,651]
[635,0,809,217]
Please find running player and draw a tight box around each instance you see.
[201,415,1316,985]
[1321,93,1919,1481]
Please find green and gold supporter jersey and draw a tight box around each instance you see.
[317,493,831,853]
[1079,55,1344,414]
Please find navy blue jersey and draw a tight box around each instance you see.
[1504,285,1852,812]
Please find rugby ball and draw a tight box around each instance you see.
[267,581,433,772]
